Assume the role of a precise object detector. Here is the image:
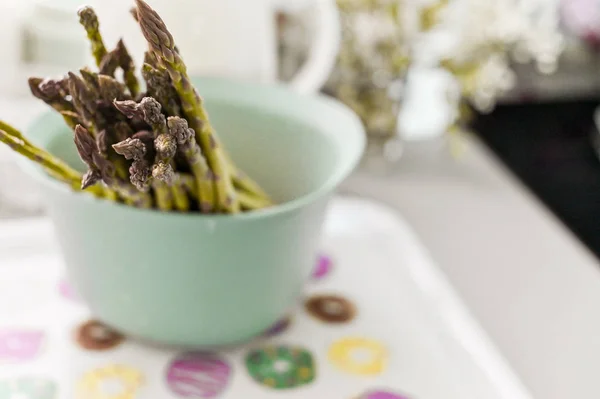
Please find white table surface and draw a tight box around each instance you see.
[2,96,600,398]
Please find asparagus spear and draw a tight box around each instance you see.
[134,0,239,213]
[77,6,107,66]
[167,116,215,213]
[68,72,99,130]
[115,39,140,97]
[99,49,120,77]
[28,77,79,129]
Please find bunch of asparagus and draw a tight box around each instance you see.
[0,0,272,213]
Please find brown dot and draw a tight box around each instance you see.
[75,320,124,351]
[305,295,356,324]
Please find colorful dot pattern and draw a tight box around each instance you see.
[0,252,414,398]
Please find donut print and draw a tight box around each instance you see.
[263,316,293,338]
[305,295,356,323]
[328,337,387,376]
[75,320,125,351]
[77,364,143,399]
[312,254,333,280]
[166,352,231,398]
[0,377,57,399]
[245,345,316,390]
[0,329,44,362]
[356,390,410,399]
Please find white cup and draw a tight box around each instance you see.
[91,0,341,94]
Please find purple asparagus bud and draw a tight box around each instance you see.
[135,0,176,63]
[129,159,152,191]
[154,134,176,160]
[139,97,166,133]
[112,137,146,160]
[167,115,194,145]
[74,125,97,167]
[29,77,73,112]
[81,169,102,189]
[151,162,174,185]
[113,99,142,119]
[28,77,46,100]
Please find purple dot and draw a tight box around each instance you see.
[312,254,332,280]
[360,390,411,399]
[263,317,292,338]
[166,352,231,398]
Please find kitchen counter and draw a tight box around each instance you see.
[2,98,600,397]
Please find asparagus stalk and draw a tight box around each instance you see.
[238,190,273,211]
[167,116,215,213]
[77,6,107,66]
[153,181,172,210]
[135,0,239,213]
[170,179,190,212]
[0,129,108,198]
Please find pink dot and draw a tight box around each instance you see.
[312,254,333,280]
[58,279,78,301]
[0,329,44,362]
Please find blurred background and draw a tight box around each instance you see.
[1,0,600,261]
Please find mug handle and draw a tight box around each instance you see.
[276,0,341,94]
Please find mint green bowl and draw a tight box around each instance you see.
[20,77,365,347]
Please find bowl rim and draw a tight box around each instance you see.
[17,76,366,222]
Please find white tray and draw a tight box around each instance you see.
[0,197,532,399]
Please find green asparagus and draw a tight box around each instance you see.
[135,0,238,213]
[77,6,107,66]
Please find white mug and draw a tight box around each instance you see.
[91,0,341,94]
